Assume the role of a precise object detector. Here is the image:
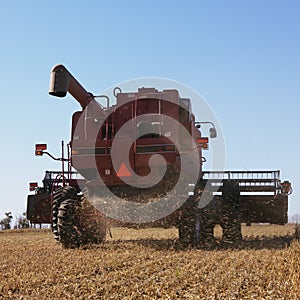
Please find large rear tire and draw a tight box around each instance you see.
[56,194,107,248]
[52,186,77,241]
[57,198,81,248]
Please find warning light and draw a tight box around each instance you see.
[35,144,47,156]
[197,137,209,144]
[282,181,292,195]
[35,150,44,156]
[35,144,47,151]
[29,182,38,191]
[197,137,209,150]
[71,149,80,155]
[117,163,131,177]
[163,145,175,151]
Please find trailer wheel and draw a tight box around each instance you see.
[57,198,81,248]
[197,212,215,245]
[221,216,242,244]
[196,189,216,246]
[178,197,197,246]
[178,216,195,245]
[52,186,77,241]
[220,180,242,244]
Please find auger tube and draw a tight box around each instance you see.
[49,64,95,109]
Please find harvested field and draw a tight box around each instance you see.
[0,225,299,299]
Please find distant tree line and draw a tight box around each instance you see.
[291,213,300,224]
[0,212,13,230]
[0,212,30,230]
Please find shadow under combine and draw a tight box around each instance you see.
[96,235,297,251]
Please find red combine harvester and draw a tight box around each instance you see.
[27,65,292,247]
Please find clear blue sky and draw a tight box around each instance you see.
[0,0,299,220]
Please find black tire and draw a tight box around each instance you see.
[56,196,107,248]
[178,197,197,246]
[57,198,81,248]
[197,211,215,245]
[221,216,242,244]
[178,216,196,245]
[220,180,242,244]
[196,189,216,246]
[52,186,77,240]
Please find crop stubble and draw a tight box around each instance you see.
[0,225,299,299]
